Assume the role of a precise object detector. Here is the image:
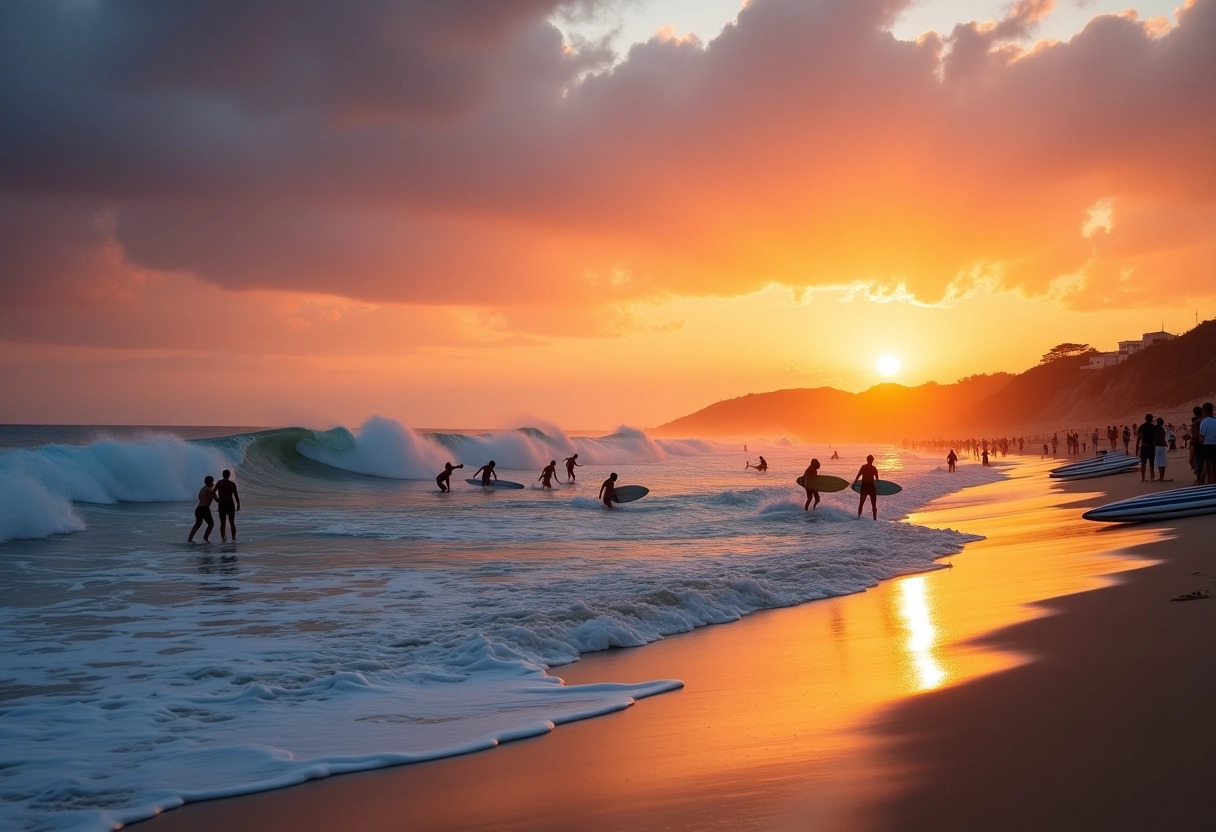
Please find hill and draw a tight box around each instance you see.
[653,320,1216,441]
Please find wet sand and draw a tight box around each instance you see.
[140,451,1214,831]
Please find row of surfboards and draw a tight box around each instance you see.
[795,475,904,496]
[464,479,650,503]
[1048,451,1216,522]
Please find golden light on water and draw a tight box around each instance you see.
[896,575,946,691]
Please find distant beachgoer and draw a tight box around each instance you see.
[473,460,498,487]
[803,458,821,511]
[746,456,768,472]
[1122,425,1131,454]
[598,472,619,508]
[215,469,240,542]
[946,449,957,473]
[981,449,990,466]
[1136,413,1157,482]
[1154,418,1170,482]
[830,450,840,460]
[188,475,216,543]
[539,460,560,489]
[1042,443,1048,459]
[1200,402,1216,484]
[564,454,581,482]
[1190,406,1205,484]
[436,462,463,492]
[853,455,879,520]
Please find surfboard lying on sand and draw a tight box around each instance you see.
[796,475,849,493]
[612,485,649,504]
[1049,451,1131,477]
[851,480,903,496]
[1081,484,1216,522]
[465,478,526,489]
[1048,455,1138,480]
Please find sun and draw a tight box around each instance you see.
[876,353,902,377]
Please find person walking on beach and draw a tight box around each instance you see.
[564,454,581,483]
[598,472,619,509]
[188,475,216,543]
[1136,413,1157,482]
[473,460,498,487]
[435,462,463,492]
[803,458,822,511]
[539,460,560,489]
[854,455,879,520]
[946,449,958,473]
[1154,418,1171,482]
[215,469,240,542]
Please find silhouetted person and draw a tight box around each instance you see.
[539,460,560,489]
[473,460,498,487]
[803,458,821,511]
[188,475,216,543]
[1200,402,1216,485]
[564,454,581,482]
[746,456,768,472]
[854,455,879,520]
[436,462,463,492]
[830,450,840,460]
[599,472,619,509]
[1154,417,1170,482]
[946,449,957,473]
[215,469,240,542]
[1136,413,1156,481]
[981,449,990,466]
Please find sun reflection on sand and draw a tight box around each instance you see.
[896,575,947,691]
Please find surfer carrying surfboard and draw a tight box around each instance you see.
[803,458,822,511]
[853,455,880,520]
[473,460,498,487]
[598,472,619,508]
[436,462,463,492]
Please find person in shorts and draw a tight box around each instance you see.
[188,476,216,543]
[215,469,240,542]
[1135,413,1157,482]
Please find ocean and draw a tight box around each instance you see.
[0,419,1002,831]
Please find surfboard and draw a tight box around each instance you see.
[796,475,849,493]
[465,478,526,489]
[1049,457,1138,480]
[1081,484,1216,522]
[612,485,649,504]
[851,480,903,496]
[1049,451,1130,476]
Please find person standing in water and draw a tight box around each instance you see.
[473,460,498,487]
[539,460,560,489]
[598,472,619,508]
[435,462,463,492]
[188,475,216,543]
[745,456,768,472]
[853,455,879,520]
[214,469,240,542]
[803,458,821,511]
[564,454,581,482]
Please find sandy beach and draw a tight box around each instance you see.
[140,450,1215,832]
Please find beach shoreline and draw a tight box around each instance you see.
[138,450,1214,832]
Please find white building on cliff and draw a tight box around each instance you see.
[1082,330,1175,370]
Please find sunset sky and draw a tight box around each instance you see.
[2,0,1213,430]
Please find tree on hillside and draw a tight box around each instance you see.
[1039,343,1096,364]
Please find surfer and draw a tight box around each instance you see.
[830,450,840,460]
[946,449,958,473]
[803,458,821,511]
[435,462,463,492]
[539,460,560,489]
[745,456,768,472]
[853,455,879,520]
[564,454,581,482]
[473,460,498,487]
[215,469,240,542]
[188,475,216,543]
[598,472,619,509]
